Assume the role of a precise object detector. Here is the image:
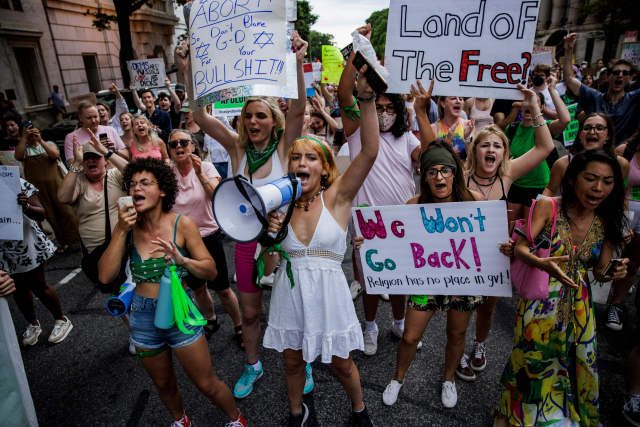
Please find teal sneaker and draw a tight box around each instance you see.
[234,362,264,398]
[303,363,314,395]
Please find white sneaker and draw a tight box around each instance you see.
[23,321,42,346]
[233,272,237,282]
[363,327,379,356]
[380,294,390,301]
[441,380,458,408]
[350,281,363,300]
[48,316,73,344]
[629,285,636,295]
[390,322,422,350]
[260,273,275,285]
[382,379,403,405]
[129,337,136,355]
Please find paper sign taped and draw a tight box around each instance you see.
[212,97,248,117]
[0,166,23,240]
[127,59,167,89]
[303,63,315,96]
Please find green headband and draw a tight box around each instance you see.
[298,136,329,160]
[420,148,458,175]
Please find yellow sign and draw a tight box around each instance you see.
[321,45,343,84]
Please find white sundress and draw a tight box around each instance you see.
[263,194,364,363]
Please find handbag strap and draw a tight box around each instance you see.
[526,197,558,244]
[103,173,112,243]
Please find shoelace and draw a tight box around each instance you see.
[363,330,376,344]
[225,419,245,427]
[459,354,471,369]
[386,381,402,394]
[171,418,189,427]
[624,396,640,413]
[473,341,486,360]
[238,366,257,386]
[442,381,454,398]
[608,305,622,323]
[23,325,38,338]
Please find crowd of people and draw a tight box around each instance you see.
[1,24,640,427]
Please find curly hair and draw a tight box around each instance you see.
[123,157,178,212]
[376,93,409,138]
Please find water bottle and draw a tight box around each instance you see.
[154,263,175,329]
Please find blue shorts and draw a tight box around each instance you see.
[129,288,204,349]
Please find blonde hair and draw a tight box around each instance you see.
[236,97,286,149]
[77,100,97,116]
[287,137,338,188]
[464,124,511,178]
[119,111,133,124]
[132,114,159,152]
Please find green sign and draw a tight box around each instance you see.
[212,97,248,117]
[563,103,579,146]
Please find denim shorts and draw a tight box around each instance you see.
[129,288,204,349]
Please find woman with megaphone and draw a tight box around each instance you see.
[97,157,248,427]
[182,31,311,399]
[257,64,379,426]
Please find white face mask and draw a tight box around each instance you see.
[378,112,396,132]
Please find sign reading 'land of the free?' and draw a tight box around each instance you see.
[189,0,288,99]
[384,0,540,100]
[353,201,512,297]
[127,59,167,89]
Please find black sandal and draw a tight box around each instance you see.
[203,317,221,340]
[234,325,245,350]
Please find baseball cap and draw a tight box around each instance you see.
[175,83,186,92]
[81,142,104,158]
[180,101,190,113]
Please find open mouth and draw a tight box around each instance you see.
[453,106,461,113]
[585,136,599,146]
[586,195,601,206]
[249,128,260,137]
[485,155,496,167]
[87,164,98,172]
[614,79,624,87]
[134,195,146,206]
[175,148,186,157]
[435,183,447,191]
[296,172,310,185]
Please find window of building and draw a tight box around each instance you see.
[1,0,22,11]
[82,54,102,93]
[12,46,47,105]
[151,0,165,13]
[11,0,23,11]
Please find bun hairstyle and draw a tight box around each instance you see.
[287,136,338,188]
[236,96,286,149]
[418,141,475,204]
[465,124,510,178]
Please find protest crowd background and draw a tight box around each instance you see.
[1,0,640,426]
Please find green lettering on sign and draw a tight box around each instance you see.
[212,96,248,117]
[563,103,579,147]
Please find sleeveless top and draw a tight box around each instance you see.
[467,174,508,201]
[236,149,285,186]
[130,140,163,160]
[626,152,640,203]
[436,119,468,159]
[469,99,494,132]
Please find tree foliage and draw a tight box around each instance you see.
[294,0,318,45]
[366,8,389,61]
[308,30,334,62]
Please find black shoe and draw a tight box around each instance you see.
[353,405,375,427]
[203,317,220,340]
[623,394,640,426]
[288,403,309,427]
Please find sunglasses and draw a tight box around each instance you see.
[168,139,191,149]
[610,70,631,76]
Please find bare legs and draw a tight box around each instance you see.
[12,264,64,324]
[610,233,640,306]
[193,286,242,328]
[193,285,216,319]
[239,290,264,365]
[474,296,499,343]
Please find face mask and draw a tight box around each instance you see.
[532,76,545,87]
[378,112,396,132]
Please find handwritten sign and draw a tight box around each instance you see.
[353,201,511,297]
[532,45,556,58]
[312,62,322,80]
[67,93,97,112]
[127,59,166,89]
[620,42,640,66]
[531,51,553,68]
[563,103,579,146]
[0,151,24,177]
[384,0,540,100]
[212,96,248,117]
[0,166,23,240]
[321,45,344,84]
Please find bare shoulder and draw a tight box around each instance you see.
[406,195,420,205]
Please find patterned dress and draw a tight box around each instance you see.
[497,211,604,427]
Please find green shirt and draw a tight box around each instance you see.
[508,120,552,188]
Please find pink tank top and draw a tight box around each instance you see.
[470,99,494,132]
[626,153,640,202]
[130,140,163,160]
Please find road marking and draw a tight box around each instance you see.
[57,268,82,287]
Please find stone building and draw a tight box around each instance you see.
[0,0,180,128]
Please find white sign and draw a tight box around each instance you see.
[620,42,640,66]
[0,166,23,240]
[312,62,322,81]
[188,0,288,99]
[353,201,511,297]
[384,0,540,100]
[127,59,166,89]
[531,51,553,68]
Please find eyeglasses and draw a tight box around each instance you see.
[124,179,158,190]
[375,104,395,115]
[426,167,454,179]
[581,125,607,134]
[611,69,631,76]
[168,139,191,149]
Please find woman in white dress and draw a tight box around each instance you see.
[261,65,379,427]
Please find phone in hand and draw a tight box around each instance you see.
[352,51,388,96]
[99,133,108,141]
[117,196,134,212]
[23,120,33,129]
[601,258,623,278]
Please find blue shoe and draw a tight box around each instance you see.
[303,363,314,395]
[234,361,264,398]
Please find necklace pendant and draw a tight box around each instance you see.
[304,205,309,212]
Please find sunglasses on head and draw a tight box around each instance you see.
[611,69,631,76]
[168,139,191,149]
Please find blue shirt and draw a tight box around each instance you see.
[578,84,640,145]
[144,107,172,143]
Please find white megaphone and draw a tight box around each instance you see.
[212,175,301,243]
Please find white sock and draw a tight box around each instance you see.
[365,320,377,332]
[353,406,365,413]
[250,360,261,370]
[393,318,405,330]
[208,315,217,321]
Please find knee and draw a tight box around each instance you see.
[400,327,423,347]
[331,361,354,379]
[154,377,178,396]
[284,360,306,376]
[446,331,466,347]
[242,308,262,325]
[217,288,234,300]
[195,376,222,398]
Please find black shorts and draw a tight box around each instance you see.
[507,184,545,207]
[186,230,230,292]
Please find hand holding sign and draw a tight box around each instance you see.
[357,23,372,41]
[175,40,190,72]
[564,33,577,52]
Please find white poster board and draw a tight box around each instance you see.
[531,51,553,68]
[620,42,640,66]
[127,59,166,89]
[312,62,322,81]
[384,0,540,100]
[0,166,23,240]
[353,201,511,296]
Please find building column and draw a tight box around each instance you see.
[549,0,568,29]
[567,0,584,27]
[538,0,553,30]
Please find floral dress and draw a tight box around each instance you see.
[497,211,604,427]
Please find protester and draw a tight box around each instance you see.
[203,116,234,179]
[276,97,289,116]
[130,87,172,143]
[531,64,559,120]
[48,85,67,122]
[495,149,629,427]
[1,117,21,149]
[96,102,112,127]
[170,81,188,129]
[105,84,129,136]
[157,91,172,113]
[563,33,640,144]
[188,30,310,399]
[0,179,73,346]
[434,96,475,160]
[262,63,379,426]
[178,103,205,150]
[464,97,494,132]
[129,114,170,162]
[1,99,22,125]
[119,112,134,148]
[14,123,80,253]
[309,96,338,142]
[167,129,242,340]
[582,74,595,89]
[98,157,247,427]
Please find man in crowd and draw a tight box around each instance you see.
[64,101,129,167]
[48,85,67,122]
[564,33,640,144]
[169,82,187,129]
[531,63,559,120]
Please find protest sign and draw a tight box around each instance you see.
[0,166,23,240]
[303,63,315,96]
[531,51,553,68]
[186,0,297,109]
[384,0,540,100]
[322,45,344,84]
[532,45,555,58]
[312,62,322,81]
[563,103,579,146]
[353,201,511,297]
[127,59,166,89]
[620,42,640,66]
[212,97,248,117]
[67,93,97,112]
[0,151,24,177]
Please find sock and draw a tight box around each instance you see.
[208,315,217,321]
[393,318,405,330]
[292,410,302,417]
[394,378,404,384]
[353,405,365,413]
[365,320,377,332]
[250,360,261,370]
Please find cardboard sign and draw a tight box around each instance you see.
[303,63,315,97]
[212,97,248,117]
[0,166,23,240]
[322,45,344,84]
[563,103,579,146]
[67,93,97,112]
[532,45,556,58]
[127,59,166,89]
[353,201,511,297]
[620,42,640,66]
[312,62,322,81]
[384,0,540,99]
[531,51,553,68]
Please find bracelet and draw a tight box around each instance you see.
[22,203,30,211]
[69,165,84,173]
[356,94,377,103]
[532,122,547,128]
[201,179,210,186]
[104,150,114,159]
[531,113,543,121]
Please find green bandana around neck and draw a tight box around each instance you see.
[246,128,283,174]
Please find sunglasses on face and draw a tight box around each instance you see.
[168,139,191,149]
[611,70,631,76]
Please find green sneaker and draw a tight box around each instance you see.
[234,361,264,398]
[303,363,314,394]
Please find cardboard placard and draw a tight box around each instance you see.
[0,166,23,240]
[312,62,322,81]
[67,93,97,112]
[127,59,167,89]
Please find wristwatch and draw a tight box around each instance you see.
[69,165,84,173]
[105,150,114,159]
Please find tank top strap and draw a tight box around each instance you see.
[173,214,181,243]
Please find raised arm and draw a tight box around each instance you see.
[320,82,334,107]
[13,130,29,161]
[129,82,146,113]
[57,136,83,204]
[165,77,182,114]
[412,79,437,153]
[546,76,571,136]
[310,96,339,134]
[281,31,309,153]
[562,34,582,96]
[338,25,365,137]
[87,128,128,172]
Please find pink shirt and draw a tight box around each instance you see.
[130,140,163,160]
[347,127,420,207]
[64,126,126,164]
[171,162,221,237]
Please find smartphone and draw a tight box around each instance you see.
[99,132,108,141]
[352,51,388,96]
[601,258,623,278]
[23,120,33,129]
[341,43,354,61]
[117,196,134,212]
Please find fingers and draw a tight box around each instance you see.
[558,272,578,289]
[551,255,571,264]
[358,64,368,74]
